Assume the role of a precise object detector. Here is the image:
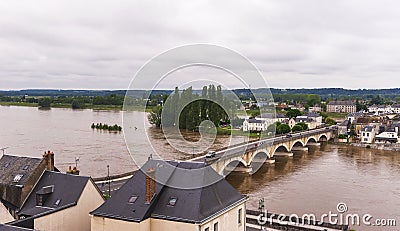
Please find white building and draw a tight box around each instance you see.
[242,119,267,131]
[295,113,323,129]
[375,125,400,143]
[327,100,356,113]
[360,126,375,144]
[308,105,322,112]
[11,171,105,231]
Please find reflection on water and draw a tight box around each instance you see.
[227,143,400,231]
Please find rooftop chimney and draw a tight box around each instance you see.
[145,168,156,204]
[43,150,55,171]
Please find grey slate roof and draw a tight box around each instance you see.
[328,100,355,105]
[91,160,247,224]
[0,224,35,231]
[18,171,90,217]
[246,119,264,124]
[362,126,374,132]
[0,155,43,187]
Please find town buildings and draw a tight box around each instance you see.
[0,151,56,218]
[91,159,248,231]
[327,100,356,113]
[11,171,104,231]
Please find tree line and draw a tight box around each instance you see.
[148,85,236,130]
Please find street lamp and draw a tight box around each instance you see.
[107,165,111,198]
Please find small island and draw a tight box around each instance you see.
[91,123,122,132]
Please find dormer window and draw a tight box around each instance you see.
[13,174,23,183]
[36,185,54,206]
[23,165,29,170]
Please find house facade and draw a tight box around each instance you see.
[0,151,56,218]
[91,160,248,231]
[12,171,104,231]
[375,125,400,143]
[360,126,375,144]
[0,202,13,224]
[242,119,266,131]
[327,100,356,113]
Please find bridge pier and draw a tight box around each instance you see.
[274,152,294,158]
[291,146,309,152]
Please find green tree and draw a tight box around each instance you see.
[286,108,302,118]
[291,125,303,132]
[296,122,308,130]
[276,124,291,134]
[38,97,52,108]
[148,106,162,127]
[71,99,85,109]
[325,117,337,125]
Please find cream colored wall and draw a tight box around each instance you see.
[91,201,246,231]
[35,180,105,231]
[150,218,197,231]
[91,216,150,231]
[200,202,246,231]
[0,203,13,224]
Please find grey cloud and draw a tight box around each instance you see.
[1,0,400,90]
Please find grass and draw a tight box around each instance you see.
[0,101,38,107]
[321,112,347,119]
[0,101,152,112]
[217,127,265,138]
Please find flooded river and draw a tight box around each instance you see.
[1,106,399,230]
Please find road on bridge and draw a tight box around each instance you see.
[190,126,335,163]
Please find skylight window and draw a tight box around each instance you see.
[54,199,61,206]
[167,197,177,206]
[128,195,138,203]
[13,174,23,183]
[4,163,10,168]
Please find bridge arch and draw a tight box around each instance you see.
[291,140,305,150]
[248,151,270,165]
[219,157,248,176]
[273,144,290,154]
[305,137,317,144]
[318,134,328,142]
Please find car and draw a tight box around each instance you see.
[206,151,216,158]
[286,134,292,138]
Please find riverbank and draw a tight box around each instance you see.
[331,141,400,152]
[0,102,153,111]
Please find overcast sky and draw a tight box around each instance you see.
[1,0,400,90]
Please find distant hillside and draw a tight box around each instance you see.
[1,88,400,99]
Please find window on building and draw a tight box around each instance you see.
[213,222,218,231]
[205,228,209,231]
[367,133,369,137]
[54,199,61,206]
[23,165,29,170]
[128,195,138,204]
[238,208,242,224]
[13,174,23,183]
[167,197,177,206]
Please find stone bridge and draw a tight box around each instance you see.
[201,127,335,176]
